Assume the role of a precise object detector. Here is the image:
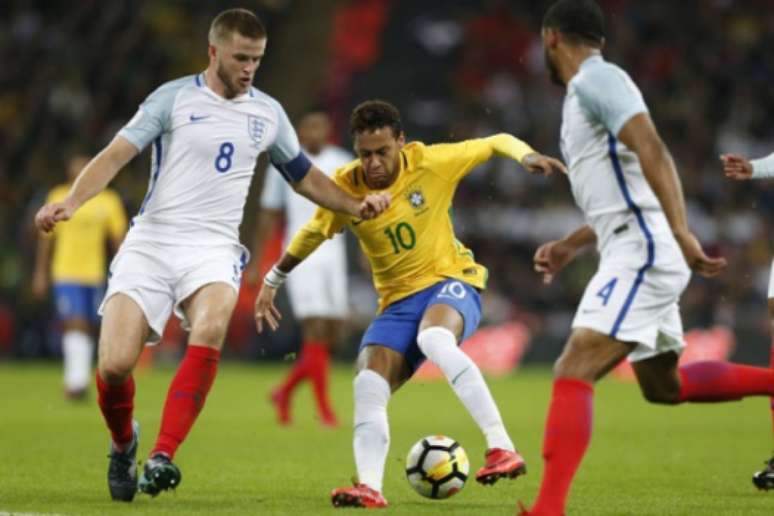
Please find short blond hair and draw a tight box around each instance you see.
[208,8,266,45]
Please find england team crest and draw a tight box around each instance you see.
[247,115,266,147]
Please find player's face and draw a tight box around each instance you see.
[298,112,331,155]
[541,28,564,86]
[212,34,266,98]
[354,127,405,190]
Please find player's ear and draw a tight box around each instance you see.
[396,132,406,147]
[207,43,217,61]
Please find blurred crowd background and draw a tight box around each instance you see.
[2,0,772,365]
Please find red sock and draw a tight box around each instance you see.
[678,361,774,402]
[96,373,135,450]
[305,341,335,419]
[152,345,220,459]
[530,378,594,516]
[769,342,774,439]
[277,345,311,397]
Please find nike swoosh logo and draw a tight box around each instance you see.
[351,219,364,226]
[189,114,211,122]
[451,367,470,386]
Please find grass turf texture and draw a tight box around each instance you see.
[0,362,772,515]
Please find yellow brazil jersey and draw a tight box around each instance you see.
[288,138,521,312]
[45,185,127,285]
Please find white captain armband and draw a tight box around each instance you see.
[271,152,312,183]
[263,265,288,289]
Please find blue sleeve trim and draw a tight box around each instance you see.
[272,152,312,183]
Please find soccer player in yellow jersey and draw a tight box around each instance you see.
[33,152,127,399]
[254,100,566,508]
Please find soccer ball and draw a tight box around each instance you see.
[405,435,469,499]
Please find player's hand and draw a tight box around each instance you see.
[358,193,391,220]
[720,153,753,180]
[522,153,567,176]
[35,200,76,233]
[254,283,282,333]
[533,239,577,284]
[674,230,727,278]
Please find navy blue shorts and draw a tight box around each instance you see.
[53,283,104,323]
[360,279,482,372]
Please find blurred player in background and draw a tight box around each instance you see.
[521,2,774,514]
[249,108,353,427]
[34,8,388,503]
[32,151,127,400]
[255,99,566,508]
[721,150,774,490]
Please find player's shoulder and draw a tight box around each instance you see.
[572,57,633,93]
[149,74,198,98]
[331,159,366,192]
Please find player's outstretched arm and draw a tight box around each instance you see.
[619,113,726,278]
[534,225,596,284]
[292,166,390,219]
[254,252,302,333]
[34,136,138,233]
[486,134,567,175]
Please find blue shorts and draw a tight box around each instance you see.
[360,279,482,372]
[53,283,104,323]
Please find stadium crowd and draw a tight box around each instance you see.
[2,0,772,364]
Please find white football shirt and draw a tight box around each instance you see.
[118,73,309,247]
[561,55,672,249]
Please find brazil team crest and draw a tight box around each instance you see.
[247,115,266,147]
[406,186,427,212]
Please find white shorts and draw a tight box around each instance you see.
[768,259,774,299]
[99,241,248,342]
[572,231,691,362]
[285,253,348,319]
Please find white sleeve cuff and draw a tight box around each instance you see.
[751,153,774,179]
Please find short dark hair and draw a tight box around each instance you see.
[543,0,605,46]
[209,8,266,44]
[350,100,403,137]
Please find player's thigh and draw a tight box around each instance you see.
[182,282,238,348]
[301,317,342,344]
[555,327,634,382]
[176,244,245,347]
[356,344,413,392]
[98,293,150,378]
[419,279,481,342]
[631,351,680,404]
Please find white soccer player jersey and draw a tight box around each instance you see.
[260,145,353,251]
[118,73,311,247]
[561,55,671,249]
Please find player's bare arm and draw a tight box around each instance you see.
[254,252,303,333]
[485,133,567,175]
[618,113,726,277]
[720,153,754,180]
[292,165,390,220]
[534,224,596,284]
[35,136,138,233]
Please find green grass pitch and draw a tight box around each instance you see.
[1,362,772,515]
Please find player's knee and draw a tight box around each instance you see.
[189,318,228,347]
[417,326,456,358]
[98,360,132,384]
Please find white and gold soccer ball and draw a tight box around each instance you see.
[405,435,469,499]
